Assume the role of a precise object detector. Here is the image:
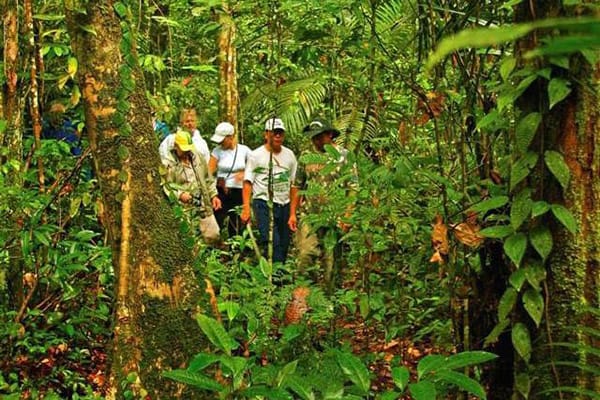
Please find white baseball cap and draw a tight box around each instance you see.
[211,122,235,143]
[264,118,285,131]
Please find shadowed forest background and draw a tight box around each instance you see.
[0,0,598,399]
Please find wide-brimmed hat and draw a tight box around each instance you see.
[264,117,285,132]
[211,122,234,143]
[174,129,194,152]
[303,119,340,139]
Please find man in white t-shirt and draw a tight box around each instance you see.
[242,118,298,264]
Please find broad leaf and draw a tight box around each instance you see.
[515,113,541,154]
[336,351,371,395]
[162,369,223,391]
[196,314,239,356]
[530,225,553,260]
[524,261,547,291]
[276,360,298,388]
[286,375,315,400]
[515,373,531,399]
[188,353,220,373]
[241,386,293,400]
[409,381,437,400]
[504,233,527,267]
[442,351,498,370]
[531,201,551,217]
[551,204,577,234]
[523,288,544,327]
[484,318,510,347]
[417,355,446,379]
[544,151,570,189]
[469,196,509,214]
[510,189,533,230]
[498,288,518,321]
[512,323,532,363]
[391,367,410,392]
[511,152,539,191]
[500,57,516,81]
[548,78,571,109]
[436,370,487,399]
[480,225,515,239]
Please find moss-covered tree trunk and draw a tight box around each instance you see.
[64,1,205,398]
[2,0,24,310]
[217,1,239,134]
[515,1,599,396]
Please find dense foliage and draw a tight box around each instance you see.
[1,0,598,399]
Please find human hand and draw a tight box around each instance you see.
[212,196,222,211]
[180,192,192,203]
[288,213,297,232]
[241,207,251,224]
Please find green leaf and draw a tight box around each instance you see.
[511,189,533,230]
[498,288,518,321]
[551,204,577,234]
[417,355,446,378]
[113,2,128,18]
[391,367,409,392]
[500,57,516,81]
[512,323,532,363]
[117,145,130,160]
[196,314,238,356]
[469,196,509,214]
[286,375,315,400]
[480,225,515,239]
[530,225,553,260]
[504,233,528,267]
[515,113,541,154]
[162,369,223,391]
[276,360,298,388]
[531,201,551,217]
[515,373,531,399]
[509,268,527,291]
[336,351,371,395]
[187,353,220,373]
[220,355,247,390]
[409,381,437,400]
[442,351,498,370]
[259,257,272,279]
[511,152,539,191]
[548,78,572,110]
[218,301,241,322]
[484,318,510,347]
[436,370,487,399]
[524,261,547,291]
[523,288,544,327]
[241,386,293,400]
[544,150,570,189]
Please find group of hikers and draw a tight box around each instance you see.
[159,108,352,278]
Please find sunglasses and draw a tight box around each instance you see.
[272,130,285,136]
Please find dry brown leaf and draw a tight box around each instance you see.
[453,220,484,248]
[431,214,449,255]
[429,250,444,264]
[204,278,221,323]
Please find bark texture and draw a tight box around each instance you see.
[64,1,205,398]
[217,2,239,135]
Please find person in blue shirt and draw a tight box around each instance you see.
[42,102,81,156]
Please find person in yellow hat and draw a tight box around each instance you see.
[163,129,222,245]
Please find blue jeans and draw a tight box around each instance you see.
[252,199,291,264]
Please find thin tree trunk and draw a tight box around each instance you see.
[3,0,24,310]
[64,1,205,398]
[217,1,239,134]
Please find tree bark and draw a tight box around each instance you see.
[217,1,239,135]
[64,1,205,398]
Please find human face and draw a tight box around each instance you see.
[265,129,285,151]
[181,113,197,131]
[220,135,235,150]
[174,145,189,160]
[311,132,334,152]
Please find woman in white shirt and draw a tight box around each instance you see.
[208,122,251,237]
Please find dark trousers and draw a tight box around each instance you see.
[252,199,291,264]
[215,188,243,237]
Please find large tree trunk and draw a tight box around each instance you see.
[217,1,239,135]
[515,1,599,397]
[64,1,205,398]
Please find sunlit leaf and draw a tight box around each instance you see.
[548,78,572,110]
[523,288,544,327]
[530,225,553,260]
[512,323,532,363]
[544,151,570,189]
[551,204,577,234]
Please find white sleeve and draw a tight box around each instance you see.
[159,135,174,165]
[244,152,256,182]
[289,151,298,183]
[192,133,210,165]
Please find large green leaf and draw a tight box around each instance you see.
[484,318,510,347]
[188,353,220,373]
[335,351,371,395]
[530,225,553,261]
[551,204,577,234]
[436,370,487,399]
[531,201,551,217]
[162,369,223,391]
[196,314,239,356]
[391,367,410,392]
[544,151,571,189]
[515,373,531,399]
[515,113,541,154]
[276,360,298,388]
[511,152,539,191]
[498,288,518,321]
[511,189,533,230]
[499,57,516,81]
[523,288,544,327]
[442,351,498,370]
[548,78,572,110]
[512,323,532,363]
[409,381,437,400]
[509,268,527,291]
[469,196,509,214]
[504,233,528,267]
[417,355,446,379]
[286,375,315,400]
[480,225,515,239]
[524,261,547,291]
